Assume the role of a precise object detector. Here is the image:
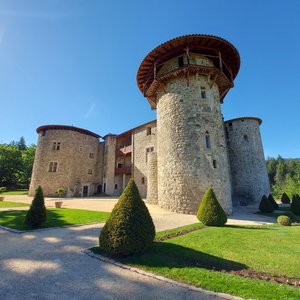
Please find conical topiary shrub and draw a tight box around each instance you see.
[281,192,291,204]
[259,195,274,213]
[268,194,279,210]
[291,194,300,216]
[25,186,47,227]
[196,188,227,226]
[99,179,155,257]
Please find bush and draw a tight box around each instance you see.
[0,187,7,194]
[281,192,291,204]
[291,194,300,216]
[99,179,155,257]
[25,186,47,227]
[268,194,279,210]
[259,195,274,213]
[283,211,296,221]
[196,188,227,226]
[56,188,65,198]
[277,215,292,226]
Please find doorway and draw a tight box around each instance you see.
[83,186,88,197]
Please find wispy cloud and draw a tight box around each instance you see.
[84,103,96,119]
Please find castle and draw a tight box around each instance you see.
[29,34,270,214]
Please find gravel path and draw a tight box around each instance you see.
[0,224,224,300]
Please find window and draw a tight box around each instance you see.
[117,163,123,168]
[228,122,233,131]
[178,56,184,67]
[205,131,211,149]
[146,146,154,162]
[88,169,93,175]
[213,160,217,169]
[201,87,206,99]
[52,142,60,150]
[146,127,151,135]
[243,135,248,141]
[41,130,46,136]
[114,184,118,190]
[48,162,58,172]
[89,153,94,159]
[141,177,145,184]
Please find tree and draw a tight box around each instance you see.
[268,194,279,210]
[275,158,287,187]
[25,186,47,227]
[291,194,300,216]
[0,145,23,187]
[17,136,27,151]
[19,145,36,186]
[281,192,291,204]
[99,179,155,257]
[266,157,278,185]
[196,188,227,226]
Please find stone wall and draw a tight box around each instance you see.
[147,152,158,204]
[103,135,116,195]
[29,129,102,197]
[132,121,157,198]
[225,118,270,204]
[156,73,232,214]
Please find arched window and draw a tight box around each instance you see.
[243,135,248,141]
[205,131,211,149]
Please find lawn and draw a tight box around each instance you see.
[1,189,28,195]
[92,223,300,300]
[0,201,29,208]
[0,208,110,230]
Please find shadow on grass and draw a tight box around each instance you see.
[93,241,248,272]
[224,224,274,230]
[0,209,109,231]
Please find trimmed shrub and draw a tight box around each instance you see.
[0,187,7,194]
[291,194,300,216]
[99,179,155,257]
[259,195,274,213]
[277,215,292,226]
[281,192,291,204]
[196,188,227,226]
[25,186,47,227]
[268,194,279,210]
[56,188,65,198]
[283,211,296,221]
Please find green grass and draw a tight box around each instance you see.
[0,201,29,208]
[1,189,28,195]
[0,208,110,230]
[93,223,300,300]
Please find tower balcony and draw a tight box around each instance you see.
[115,166,132,175]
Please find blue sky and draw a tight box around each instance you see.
[0,0,299,158]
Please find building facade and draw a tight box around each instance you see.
[29,34,270,214]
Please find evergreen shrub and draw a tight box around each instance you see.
[99,179,155,257]
[281,192,291,204]
[291,194,300,216]
[196,188,227,226]
[277,215,292,226]
[25,186,47,227]
[268,194,279,210]
[259,195,274,213]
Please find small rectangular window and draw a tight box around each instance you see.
[205,135,211,149]
[201,87,206,99]
[117,163,123,168]
[213,160,217,169]
[88,169,93,175]
[178,56,184,67]
[52,142,56,150]
[89,153,94,158]
[141,177,145,184]
[56,142,60,150]
[114,184,118,190]
[49,162,58,172]
[146,127,151,135]
[41,130,46,136]
[228,122,233,131]
[145,146,154,162]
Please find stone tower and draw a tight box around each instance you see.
[137,34,240,214]
[29,125,103,197]
[225,117,270,205]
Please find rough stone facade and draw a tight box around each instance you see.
[30,34,271,215]
[29,127,103,197]
[225,118,270,205]
[156,71,232,214]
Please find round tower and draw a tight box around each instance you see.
[225,117,270,205]
[29,125,102,197]
[137,34,240,214]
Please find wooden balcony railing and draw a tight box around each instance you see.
[115,166,132,175]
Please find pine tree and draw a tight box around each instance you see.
[25,186,47,227]
[17,136,27,151]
